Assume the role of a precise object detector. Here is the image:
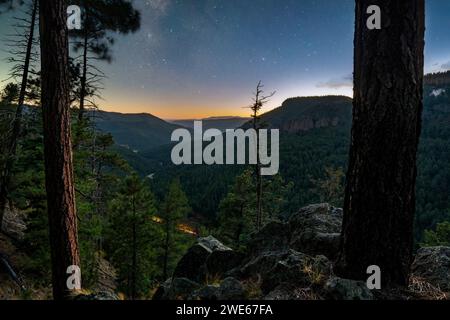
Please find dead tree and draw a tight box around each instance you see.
[0,0,38,230]
[249,81,275,231]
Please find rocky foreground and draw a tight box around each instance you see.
[153,204,450,300]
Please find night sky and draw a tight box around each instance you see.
[1,0,450,119]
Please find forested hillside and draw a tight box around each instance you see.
[93,111,183,152]
[118,90,450,243]
[417,71,450,238]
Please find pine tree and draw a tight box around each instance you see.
[217,169,255,249]
[108,174,161,299]
[217,169,292,249]
[160,178,191,280]
[0,0,39,230]
[70,0,140,121]
[421,221,450,247]
[13,108,49,281]
[262,174,293,222]
[0,0,25,12]
[75,123,130,287]
[311,167,345,207]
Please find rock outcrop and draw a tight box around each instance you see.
[154,204,344,300]
[288,204,342,259]
[324,277,373,300]
[172,236,243,283]
[248,203,342,259]
[154,204,450,301]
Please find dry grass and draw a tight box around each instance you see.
[205,273,223,286]
[302,263,326,286]
[408,276,448,300]
[291,287,321,300]
[242,274,263,299]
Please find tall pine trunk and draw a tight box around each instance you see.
[336,0,425,286]
[0,0,38,230]
[39,0,81,299]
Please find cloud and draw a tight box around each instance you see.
[316,74,353,89]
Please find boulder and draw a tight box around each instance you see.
[261,250,332,293]
[247,221,290,255]
[189,285,221,301]
[324,277,373,300]
[189,277,245,300]
[153,278,201,300]
[169,278,201,300]
[239,250,291,279]
[218,277,246,300]
[244,204,343,261]
[168,278,201,300]
[172,236,240,283]
[205,250,245,278]
[411,246,450,291]
[161,204,350,300]
[289,204,342,259]
[152,278,172,300]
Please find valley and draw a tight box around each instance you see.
[93,73,450,243]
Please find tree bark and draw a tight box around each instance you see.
[336,0,425,286]
[39,0,81,299]
[0,0,38,230]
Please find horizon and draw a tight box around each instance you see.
[101,93,354,120]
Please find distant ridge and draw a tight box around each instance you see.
[170,116,250,121]
[93,96,353,154]
[205,116,250,120]
[245,95,353,133]
[424,70,450,86]
[93,110,183,151]
[171,116,251,132]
